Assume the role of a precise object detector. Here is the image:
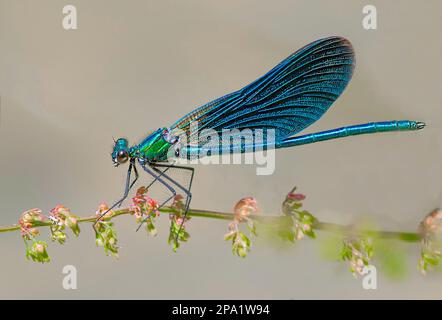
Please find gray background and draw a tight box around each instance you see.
[0,0,441,298]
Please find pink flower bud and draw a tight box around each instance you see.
[287,193,306,201]
[50,205,70,218]
[96,203,113,220]
[234,197,258,221]
[35,243,45,253]
[419,209,442,236]
[96,203,110,214]
[147,198,159,211]
[69,216,77,224]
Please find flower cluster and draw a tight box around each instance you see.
[19,209,51,263]
[130,187,159,236]
[340,236,374,277]
[26,241,50,263]
[48,205,80,244]
[168,195,191,252]
[418,208,442,275]
[95,203,119,258]
[19,208,46,240]
[282,188,316,241]
[224,197,258,257]
[19,205,79,263]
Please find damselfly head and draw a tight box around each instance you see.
[111,138,129,167]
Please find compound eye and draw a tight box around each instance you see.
[117,150,129,164]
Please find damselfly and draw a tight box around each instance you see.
[97,36,424,233]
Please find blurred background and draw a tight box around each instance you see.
[0,0,441,299]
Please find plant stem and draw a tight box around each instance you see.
[0,206,422,242]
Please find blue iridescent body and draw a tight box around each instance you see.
[112,37,423,164]
[103,36,424,231]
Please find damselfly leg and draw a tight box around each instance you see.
[118,163,138,207]
[135,164,178,231]
[136,163,194,241]
[151,163,194,240]
[144,164,172,190]
[93,159,138,231]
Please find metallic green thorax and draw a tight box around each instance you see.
[132,128,172,162]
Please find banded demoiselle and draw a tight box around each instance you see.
[97,36,424,232]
